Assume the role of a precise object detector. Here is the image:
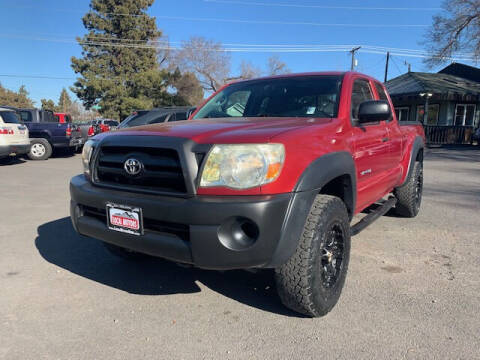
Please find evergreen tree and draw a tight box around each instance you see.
[0,83,34,108]
[41,99,57,112]
[71,0,171,120]
[58,88,73,113]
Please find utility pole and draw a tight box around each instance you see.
[404,60,412,73]
[384,52,390,82]
[350,46,361,71]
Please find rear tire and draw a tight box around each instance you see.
[275,195,351,317]
[103,242,147,261]
[394,161,423,218]
[28,139,52,160]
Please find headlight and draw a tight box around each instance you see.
[200,144,285,189]
[82,139,96,176]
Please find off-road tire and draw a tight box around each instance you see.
[103,242,147,261]
[394,161,423,218]
[28,138,52,160]
[275,195,351,317]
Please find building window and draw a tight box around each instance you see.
[454,104,476,126]
[395,107,410,122]
[416,104,439,125]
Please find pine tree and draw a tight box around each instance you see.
[58,88,73,113]
[71,0,171,120]
[41,99,57,112]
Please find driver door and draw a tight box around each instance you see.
[350,78,391,212]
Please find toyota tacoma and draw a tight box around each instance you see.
[70,72,425,317]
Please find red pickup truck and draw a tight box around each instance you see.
[70,72,425,317]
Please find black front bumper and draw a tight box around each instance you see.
[0,144,31,157]
[70,175,316,270]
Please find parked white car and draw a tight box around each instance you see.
[0,107,30,160]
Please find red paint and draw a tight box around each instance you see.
[54,113,72,124]
[96,72,424,214]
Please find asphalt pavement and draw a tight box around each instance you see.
[1,147,479,360]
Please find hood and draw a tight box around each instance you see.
[97,117,334,144]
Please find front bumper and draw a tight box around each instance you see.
[54,137,84,149]
[70,175,315,270]
[0,144,31,158]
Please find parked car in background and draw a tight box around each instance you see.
[117,107,196,129]
[17,108,83,160]
[92,119,119,133]
[0,107,30,161]
[54,113,73,124]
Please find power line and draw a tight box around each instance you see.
[203,0,442,11]
[154,15,428,28]
[0,5,429,28]
[0,74,75,80]
[0,34,475,61]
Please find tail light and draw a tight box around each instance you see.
[88,125,94,136]
[0,127,14,135]
[66,125,72,137]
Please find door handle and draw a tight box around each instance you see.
[382,137,390,142]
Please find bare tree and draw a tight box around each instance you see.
[267,55,290,75]
[424,0,480,66]
[238,61,263,80]
[171,37,231,92]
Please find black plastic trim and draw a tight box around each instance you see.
[400,136,424,187]
[294,151,357,215]
[70,175,292,270]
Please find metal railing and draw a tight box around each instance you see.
[423,125,475,145]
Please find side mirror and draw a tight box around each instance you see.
[358,100,391,124]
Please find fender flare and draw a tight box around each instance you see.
[267,151,357,268]
[294,151,357,213]
[400,136,424,187]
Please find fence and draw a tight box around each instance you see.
[423,126,475,145]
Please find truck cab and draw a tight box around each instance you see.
[18,108,83,160]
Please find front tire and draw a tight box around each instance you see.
[28,139,52,160]
[275,195,351,317]
[394,161,423,218]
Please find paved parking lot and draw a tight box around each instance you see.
[1,147,479,360]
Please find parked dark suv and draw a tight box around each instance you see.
[118,107,196,129]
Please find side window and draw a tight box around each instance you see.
[149,114,168,124]
[351,79,374,120]
[374,83,388,101]
[175,112,187,121]
[20,111,32,122]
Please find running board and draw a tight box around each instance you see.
[351,197,397,236]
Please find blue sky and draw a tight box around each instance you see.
[0,0,463,106]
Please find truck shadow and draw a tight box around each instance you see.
[35,217,300,317]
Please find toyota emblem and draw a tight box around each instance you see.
[124,158,143,176]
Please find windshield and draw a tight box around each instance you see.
[118,111,169,128]
[193,75,342,120]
